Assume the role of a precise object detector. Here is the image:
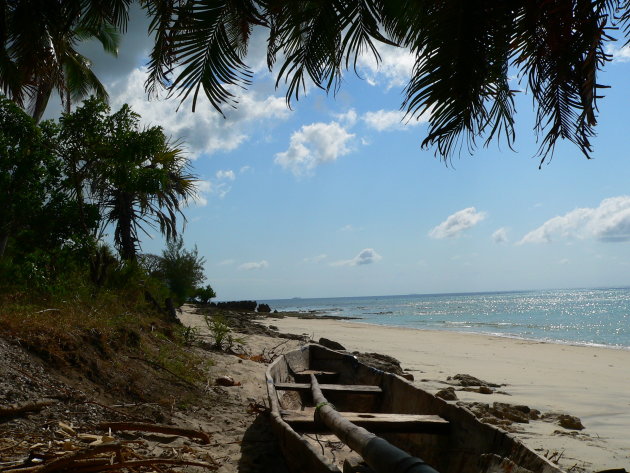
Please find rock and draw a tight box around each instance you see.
[215,376,241,387]
[460,386,494,394]
[491,402,530,423]
[449,373,500,388]
[353,352,404,376]
[257,303,271,313]
[216,301,258,311]
[318,338,346,351]
[529,409,541,420]
[558,414,585,430]
[436,387,458,400]
[400,372,414,381]
[269,325,278,331]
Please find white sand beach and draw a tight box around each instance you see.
[261,316,630,472]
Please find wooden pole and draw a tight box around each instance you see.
[310,374,439,473]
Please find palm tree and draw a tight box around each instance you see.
[0,0,129,121]
[56,98,196,261]
[142,0,629,164]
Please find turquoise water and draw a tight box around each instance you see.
[262,288,630,349]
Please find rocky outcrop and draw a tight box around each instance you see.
[215,301,258,311]
[257,303,271,313]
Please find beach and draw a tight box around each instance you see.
[261,315,630,472]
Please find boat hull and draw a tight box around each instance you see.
[266,344,563,473]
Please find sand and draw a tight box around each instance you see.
[261,316,630,472]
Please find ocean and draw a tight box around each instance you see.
[262,287,630,349]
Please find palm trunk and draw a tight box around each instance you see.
[0,233,9,259]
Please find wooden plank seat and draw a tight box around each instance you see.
[294,370,338,376]
[275,383,382,394]
[280,410,449,434]
[292,369,339,383]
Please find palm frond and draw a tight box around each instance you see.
[146,0,258,114]
[513,0,612,165]
[390,1,516,159]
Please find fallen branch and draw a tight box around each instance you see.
[5,443,122,473]
[98,422,211,444]
[65,458,219,472]
[0,401,55,419]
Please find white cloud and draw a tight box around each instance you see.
[109,67,291,156]
[363,109,428,132]
[216,170,236,181]
[239,165,252,174]
[189,180,212,207]
[339,224,360,232]
[275,121,354,176]
[332,248,382,267]
[492,227,509,244]
[518,196,630,244]
[429,207,487,239]
[238,260,269,271]
[606,44,630,63]
[356,44,415,89]
[335,109,358,127]
[304,254,327,263]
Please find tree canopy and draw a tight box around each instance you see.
[4,1,629,163]
[143,0,630,164]
[0,0,128,121]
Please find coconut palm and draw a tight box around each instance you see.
[143,0,630,164]
[0,0,129,121]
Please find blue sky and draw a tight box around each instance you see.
[53,8,630,300]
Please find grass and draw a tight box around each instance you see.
[0,291,212,394]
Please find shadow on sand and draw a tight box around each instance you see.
[238,411,290,472]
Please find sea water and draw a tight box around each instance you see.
[262,288,630,349]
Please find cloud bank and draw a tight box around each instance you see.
[110,68,290,157]
[519,196,630,244]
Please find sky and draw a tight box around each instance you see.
[46,6,630,300]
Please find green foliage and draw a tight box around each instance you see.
[204,314,244,351]
[53,98,197,261]
[193,285,217,304]
[154,237,206,307]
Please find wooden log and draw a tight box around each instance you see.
[275,383,382,394]
[98,422,211,444]
[310,374,439,473]
[281,410,449,434]
[0,401,54,419]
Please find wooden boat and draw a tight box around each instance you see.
[266,343,564,473]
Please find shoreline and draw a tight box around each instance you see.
[273,311,630,351]
[261,314,630,472]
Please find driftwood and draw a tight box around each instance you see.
[310,374,438,473]
[66,458,218,472]
[5,443,123,473]
[0,401,55,419]
[98,421,211,444]
[4,444,217,473]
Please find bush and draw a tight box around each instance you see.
[156,237,205,307]
[193,285,216,304]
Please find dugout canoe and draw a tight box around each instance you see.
[266,343,564,473]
